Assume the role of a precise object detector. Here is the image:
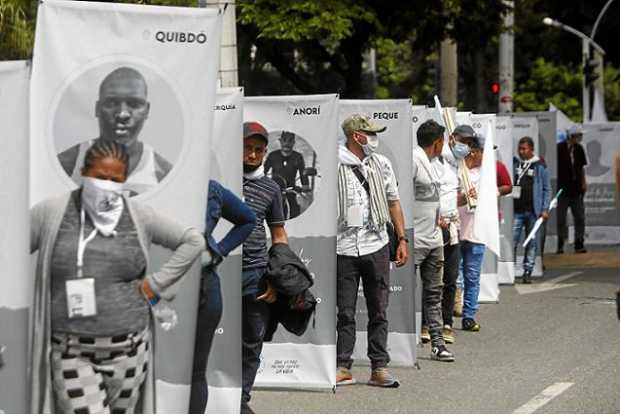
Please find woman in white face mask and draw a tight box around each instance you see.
[29,140,205,414]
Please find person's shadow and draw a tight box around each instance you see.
[586,140,611,177]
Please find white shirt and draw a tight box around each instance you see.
[411,147,443,249]
[438,150,461,217]
[337,153,399,257]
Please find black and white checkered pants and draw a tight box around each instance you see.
[51,329,149,414]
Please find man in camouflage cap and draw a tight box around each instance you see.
[336,114,409,387]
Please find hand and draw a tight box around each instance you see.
[438,217,449,229]
[140,279,160,305]
[394,241,409,267]
[540,211,549,221]
[582,182,587,193]
[468,187,478,200]
[257,281,277,303]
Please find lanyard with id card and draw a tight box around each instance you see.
[513,161,532,200]
[66,208,98,319]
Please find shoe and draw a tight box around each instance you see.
[462,318,480,332]
[442,325,455,344]
[420,326,430,343]
[454,288,463,317]
[336,366,356,386]
[556,243,564,254]
[522,271,532,284]
[431,345,455,362]
[241,401,256,414]
[575,245,587,254]
[368,367,400,388]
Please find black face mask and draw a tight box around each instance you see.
[243,163,260,173]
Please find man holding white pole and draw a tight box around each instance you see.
[512,137,551,284]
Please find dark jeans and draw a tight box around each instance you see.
[190,270,223,414]
[514,211,538,273]
[441,230,460,327]
[241,268,270,403]
[557,194,585,248]
[415,246,445,348]
[336,245,390,370]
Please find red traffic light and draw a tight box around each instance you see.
[490,82,500,94]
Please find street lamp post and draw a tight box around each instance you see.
[543,17,606,122]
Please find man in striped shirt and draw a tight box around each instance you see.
[241,121,288,414]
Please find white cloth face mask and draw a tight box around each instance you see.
[81,176,124,237]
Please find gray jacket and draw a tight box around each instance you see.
[29,191,205,414]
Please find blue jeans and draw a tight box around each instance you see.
[190,270,223,414]
[460,241,485,320]
[513,211,537,273]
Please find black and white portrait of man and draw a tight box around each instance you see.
[57,66,173,195]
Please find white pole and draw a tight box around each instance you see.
[202,0,239,87]
[498,0,514,113]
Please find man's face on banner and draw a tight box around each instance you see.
[96,73,150,147]
[280,132,296,156]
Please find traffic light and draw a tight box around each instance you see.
[584,59,600,87]
[490,82,500,94]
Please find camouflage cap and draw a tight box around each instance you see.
[342,114,387,137]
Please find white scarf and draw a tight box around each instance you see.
[337,145,390,229]
[243,165,265,181]
[81,177,124,237]
[339,145,362,166]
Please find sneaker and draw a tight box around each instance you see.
[431,345,455,362]
[462,318,480,332]
[454,288,463,317]
[522,270,532,284]
[336,366,356,386]
[420,326,430,343]
[368,367,400,388]
[241,401,256,414]
[442,325,455,344]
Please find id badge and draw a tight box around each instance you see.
[66,278,97,319]
[347,205,363,227]
[512,185,521,199]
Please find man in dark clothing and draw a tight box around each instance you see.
[264,131,311,219]
[557,125,588,253]
[241,121,289,414]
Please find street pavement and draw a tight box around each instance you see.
[250,247,620,414]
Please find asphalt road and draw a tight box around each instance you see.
[250,250,620,414]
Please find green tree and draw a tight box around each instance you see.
[237,0,509,98]
[514,58,583,121]
[0,0,36,60]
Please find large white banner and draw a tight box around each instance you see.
[471,114,499,303]
[411,106,430,345]
[496,116,515,284]
[245,94,338,391]
[340,99,416,367]
[30,1,222,411]
[513,112,558,254]
[581,123,620,243]
[511,116,543,277]
[205,88,244,414]
[0,61,30,414]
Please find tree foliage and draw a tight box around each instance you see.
[237,0,509,98]
[513,58,583,120]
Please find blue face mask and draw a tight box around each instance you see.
[451,142,470,159]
